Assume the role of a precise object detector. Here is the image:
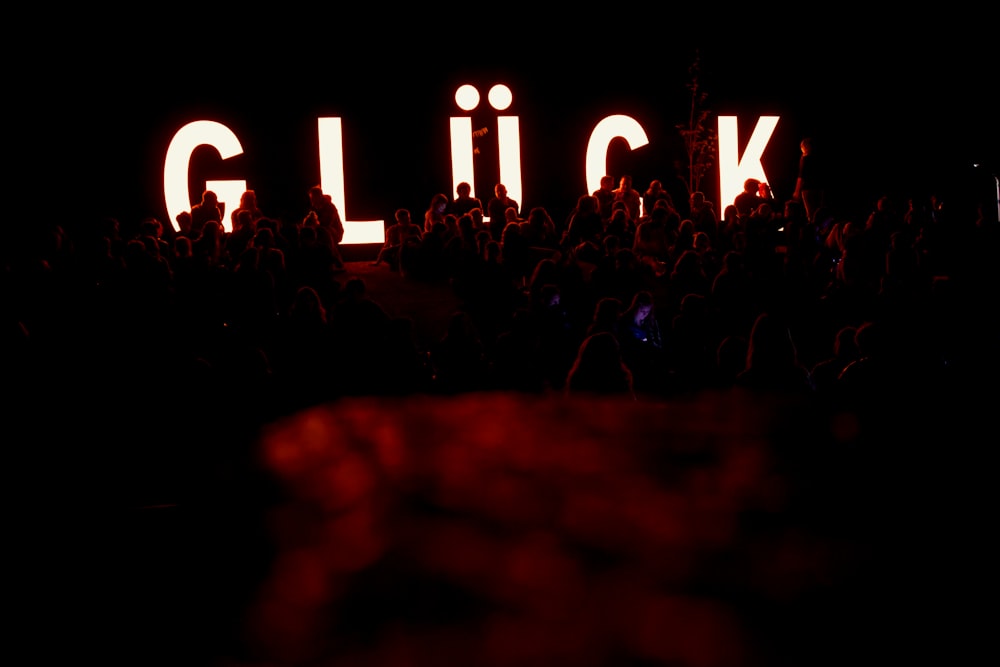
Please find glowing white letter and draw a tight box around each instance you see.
[718,115,780,211]
[164,120,247,233]
[449,84,523,219]
[317,117,385,244]
[489,85,523,208]
[450,84,480,201]
[585,115,650,196]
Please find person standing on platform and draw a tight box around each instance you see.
[792,137,826,224]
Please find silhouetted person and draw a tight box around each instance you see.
[305,185,345,269]
[373,208,422,271]
[562,194,604,256]
[791,137,826,224]
[733,178,775,219]
[689,191,718,244]
[230,189,264,228]
[519,206,560,253]
[632,205,673,275]
[642,179,674,219]
[735,312,814,395]
[592,175,616,225]
[423,193,449,233]
[190,190,224,235]
[584,296,624,340]
[486,183,518,241]
[619,290,668,394]
[448,181,483,218]
[565,331,635,398]
[810,324,860,397]
[613,175,642,226]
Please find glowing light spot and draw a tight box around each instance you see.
[718,115,779,213]
[164,120,246,233]
[585,115,650,196]
[488,84,513,111]
[455,84,480,111]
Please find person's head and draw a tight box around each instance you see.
[690,191,706,208]
[540,283,561,307]
[566,331,633,395]
[470,208,484,228]
[345,276,368,299]
[615,247,637,270]
[619,175,633,190]
[501,221,521,244]
[746,312,798,369]
[308,185,324,207]
[600,175,614,191]
[485,240,501,262]
[800,137,813,155]
[240,189,258,209]
[201,220,222,240]
[833,325,859,358]
[459,214,474,233]
[784,198,804,220]
[234,209,254,231]
[505,207,519,223]
[201,190,218,206]
[395,208,411,225]
[174,211,191,234]
[264,247,286,273]
[174,235,192,258]
[291,285,326,322]
[743,178,761,194]
[495,183,507,199]
[299,224,317,244]
[456,182,472,198]
[648,179,663,193]
[431,193,448,214]
[577,194,598,214]
[593,296,623,323]
[628,290,654,323]
[528,206,549,228]
[140,217,164,238]
[253,226,275,249]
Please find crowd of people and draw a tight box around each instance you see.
[4,151,998,432]
[9,146,997,667]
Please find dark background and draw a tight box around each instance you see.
[7,11,998,666]
[11,10,998,238]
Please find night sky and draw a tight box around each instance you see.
[14,11,997,236]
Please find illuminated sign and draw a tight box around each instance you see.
[164,120,247,235]
[164,84,778,244]
[718,116,780,212]
[451,84,522,221]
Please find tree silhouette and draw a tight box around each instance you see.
[677,50,717,199]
